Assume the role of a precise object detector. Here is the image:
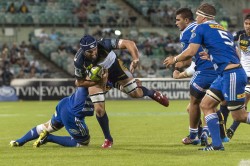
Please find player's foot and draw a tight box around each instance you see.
[33,130,48,148]
[200,132,209,146]
[182,136,200,145]
[102,139,113,148]
[221,136,230,143]
[198,144,224,151]
[226,128,234,139]
[152,91,169,107]
[9,140,20,147]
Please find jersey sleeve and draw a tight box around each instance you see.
[189,25,203,44]
[99,38,119,51]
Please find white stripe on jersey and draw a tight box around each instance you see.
[97,51,116,69]
[180,22,197,40]
[240,50,250,77]
[230,72,236,101]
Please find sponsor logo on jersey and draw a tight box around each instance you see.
[209,24,225,30]
[69,129,80,135]
[191,32,196,39]
[237,93,246,99]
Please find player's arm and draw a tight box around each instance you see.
[74,67,102,87]
[173,61,195,79]
[117,39,140,73]
[163,43,200,67]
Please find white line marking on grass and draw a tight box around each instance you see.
[0,114,19,117]
[239,160,250,166]
[109,112,187,117]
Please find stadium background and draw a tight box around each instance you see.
[0,0,249,101]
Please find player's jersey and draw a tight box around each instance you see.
[233,30,250,77]
[180,22,214,71]
[190,20,240,74]
[74,38,119,79]
[66,87,94,118]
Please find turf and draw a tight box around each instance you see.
[1,100,250,166]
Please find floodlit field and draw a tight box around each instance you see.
[1,100,250,166]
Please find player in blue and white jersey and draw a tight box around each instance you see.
[164,3,250,151]
[10,87,94,147]
[173,8,229,146]
[226,14,250,139]
[74,35,169,148]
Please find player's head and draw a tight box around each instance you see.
[80,35,98,60]
[175,8,194,31]
[244,14,250,35]
[196,3,216,24]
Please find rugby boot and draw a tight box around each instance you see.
[226,128,234,139]
[198,144,224,151]
[102,139,113,148]
[9,140,20,147]
[152,90,169,107]
[182,136,200,145]
[33,130,48,148]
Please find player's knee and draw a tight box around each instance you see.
[123,79,141,97]
[36,121,56,134]
[76,135,90,147]
[129,88,143,98]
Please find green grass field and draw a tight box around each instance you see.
[1,100,250,166]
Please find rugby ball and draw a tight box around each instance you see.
[88,65,103,81]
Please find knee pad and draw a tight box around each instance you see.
[36,120,56,134]
[206,89,223,103]
[245,85,250,94]
[89,92,105,103]
[76,135,90,147]
[227,101,245,111]
[123,79,138,94]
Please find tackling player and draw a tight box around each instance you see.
[10,87,95,147]
[74,35,169,148]
[226,14,250,139]
[164,3,250,151]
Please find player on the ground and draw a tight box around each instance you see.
[74,35,169,148]
[10,87,95,147]
[226,14,250,139]
[164,3,249,151]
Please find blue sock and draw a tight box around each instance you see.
[16,127,39,146]
[205,113,222,147]
[47,135,78,147]
[140,86,154,97]
[96,112,113,141]
[219,105,229,123]
[189,128,198,139]
[230,121,240,131]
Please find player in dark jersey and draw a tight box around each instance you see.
[74,35,169,148]
[10,87,94,147]
[164,3,250,151]
[226,14,250,139]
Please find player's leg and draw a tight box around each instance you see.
[199,77,225,151]
[89,85,113,147]
[227,84,250,139]
[34,108,90,147]
[109,59,168,107]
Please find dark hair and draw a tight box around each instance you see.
[175,8,194,21]
[197,3,216,17]
[244,13,250,20]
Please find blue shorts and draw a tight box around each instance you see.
[190,70,217,99]
[210,67,247,102]
[51,98,90,143]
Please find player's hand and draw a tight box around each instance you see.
[100,69,108,90]
[130,59,139,73]
[199,51,210,60]
[163,56,175,68]
[173,70,181,79]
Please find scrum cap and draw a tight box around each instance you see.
[80,35,97,52]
